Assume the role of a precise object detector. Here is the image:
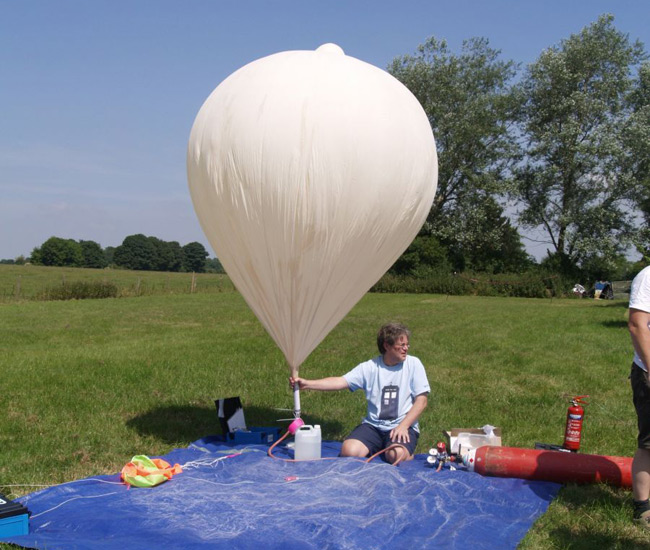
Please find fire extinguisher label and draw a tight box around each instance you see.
[565,420,583,443]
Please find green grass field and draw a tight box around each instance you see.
[0,265,647,548]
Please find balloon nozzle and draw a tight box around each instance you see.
[287,417,305,435]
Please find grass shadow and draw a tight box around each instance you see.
[602,300,630,308]
[125,403,343,445]
[125,404,223,444]
[602,319,629,329]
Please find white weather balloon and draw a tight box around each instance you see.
[187,43,437,378]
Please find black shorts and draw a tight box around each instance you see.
[344,423,419,457]
[631,363,650,449]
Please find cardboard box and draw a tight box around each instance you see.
[444,427,502,454]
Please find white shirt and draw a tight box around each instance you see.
[630,266,650,371]
[343,355,430,432]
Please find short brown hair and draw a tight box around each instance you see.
[377,323,411,354]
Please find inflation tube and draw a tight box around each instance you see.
[463,446,633,488]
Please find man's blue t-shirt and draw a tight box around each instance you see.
[343,355,430,432]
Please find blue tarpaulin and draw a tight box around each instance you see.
[4,438,560,549]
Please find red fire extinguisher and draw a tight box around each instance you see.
[563,395,588,452]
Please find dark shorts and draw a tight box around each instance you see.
[631,363,650,449]
[344,423,419,457]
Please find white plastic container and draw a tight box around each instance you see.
[294,424,322,460]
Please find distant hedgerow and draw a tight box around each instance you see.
[37,281,119,301]
[370,272,573,298]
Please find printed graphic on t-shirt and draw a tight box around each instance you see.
[379,385,399,420]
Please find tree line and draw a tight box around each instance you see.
[387,14,649,282]
[22,234,223,273]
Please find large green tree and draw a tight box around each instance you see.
[624,62,650,261]
[149,237,183,272]
[441,195,532,273]
[113,234,157,271]
[389,37,525,272]
[79,240,107,269]
[513,15,647,272]
[390,235,450,277]
[32,237,83,267]
[182,242,209,273]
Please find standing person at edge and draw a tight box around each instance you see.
[290,323,430,464]
[629,266,650,528]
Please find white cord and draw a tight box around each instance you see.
[30,492,121,519]
[181,447,263,470]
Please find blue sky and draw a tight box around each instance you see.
[1,1,648,260]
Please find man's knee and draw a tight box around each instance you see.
[341,439,369,458]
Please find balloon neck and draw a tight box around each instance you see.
[293,385,301,419]
[289,364,301,418]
